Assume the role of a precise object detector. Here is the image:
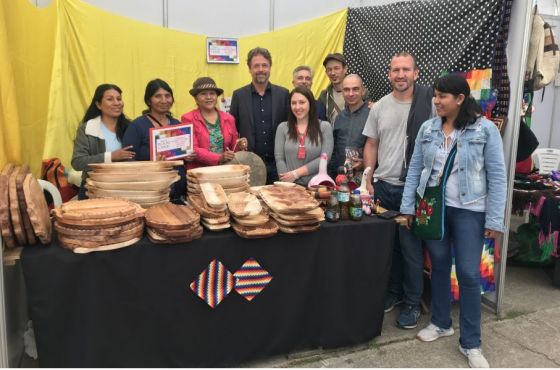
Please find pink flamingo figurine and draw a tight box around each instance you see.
[308,153,336,188]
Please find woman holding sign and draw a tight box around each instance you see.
[123,78,193,200]
[181,77,247,170]
[71,83,133,200]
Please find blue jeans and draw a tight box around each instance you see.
[375,180,423,306]
[426,206,485,349]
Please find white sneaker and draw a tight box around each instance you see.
[460,346,490,368]
[416,323,455,342]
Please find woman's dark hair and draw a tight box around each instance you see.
[82,84,130,141]
[287,87,322,145]
[142,78,174,115]
[433,74,481,130]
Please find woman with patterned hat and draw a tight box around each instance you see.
[181,77,247,170]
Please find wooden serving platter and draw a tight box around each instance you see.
[188,164,250,180]
[15,165,36,245]
[201,220,230,230]
[58,227,143,248]
[70,237,142,254]
[88,170,177,182]
[227,192,262,217]
[230,151,266,186]
[147,226,203,244]
[187,194,228,218]
[201,214,230,225]
[270,212,322,227]
[58,198,141,220]
[272,207,325,222]
[144,203,200,229]
[54,218,143,237]
[187,174,250,186]
[86,186,168,197]
[56,221,144,242]
[278,223,320,234]
[148,223,202,238]
[86,177,179,191]
[259,185,319,214]
[23,174,52,244]
[89,160,183,171]
[200,183,228,209]
[231,219,278,239]
[231,211,269,226]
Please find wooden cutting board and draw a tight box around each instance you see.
[15,165,36,245]
[147,226,203,244]
[230,152,266,186]
[148,223,202,238]
[144,203,200,229]
[227,192,262,217]
[9,166,26,245]
[278,223,320,234]
[59,198,141,220]
[188,164,250,180]
[58,227,143,249]
[259,185,319,214]
[54,218,143,237]
[89,170,177,182]
[23,174,52,244]
[231,211,269,226]
[56,221,144,242]
[0,164,17,248]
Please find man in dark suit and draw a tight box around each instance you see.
[230,47,289,183]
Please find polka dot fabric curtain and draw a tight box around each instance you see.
[344,0,506,102]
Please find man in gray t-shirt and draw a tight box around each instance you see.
[363,52,435,330]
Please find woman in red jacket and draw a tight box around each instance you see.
[181,77,247,170]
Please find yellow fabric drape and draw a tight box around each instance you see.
[0,0,347,174]
[0,0,56,174]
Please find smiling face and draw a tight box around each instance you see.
[290,92,310,121]
[96,88,123,119]
[249,54,271,86]
[342,75,365,109]
[388,55,418,93]
[195,90,218,111]
[325,60,347,85]
[148,87,174,115]
[433,89,464,119]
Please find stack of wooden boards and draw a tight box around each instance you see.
[258,184,324,233]
[187,164,250,195]
[188,183,230,230]
[228,191,278,238]
[52,198,145,253]
[0,164,52,248]
[86,161,181,208]
[144,203,203,244]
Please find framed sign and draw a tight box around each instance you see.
[207,37,239,64]
[149,123,193,161]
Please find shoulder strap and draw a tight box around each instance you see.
[441,144,458,186]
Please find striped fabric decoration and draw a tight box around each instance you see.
[233,258,273,301]
[190,259,234,308]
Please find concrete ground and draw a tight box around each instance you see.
[247,265,560,368]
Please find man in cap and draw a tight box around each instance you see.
[318,53,348,124]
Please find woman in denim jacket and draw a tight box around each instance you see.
[400,75,506,368]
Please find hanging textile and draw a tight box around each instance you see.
[344,0,505,101]
[491,0,514,117]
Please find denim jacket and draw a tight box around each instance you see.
[400,116,507,233]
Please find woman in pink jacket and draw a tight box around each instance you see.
[181,77,247,170]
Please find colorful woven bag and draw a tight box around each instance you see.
[413,144,457,240]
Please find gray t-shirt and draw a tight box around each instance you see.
[274,120,334,186]
[362,93,411,186]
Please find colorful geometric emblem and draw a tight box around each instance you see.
[190,259,234,308]
[233,258,273,301]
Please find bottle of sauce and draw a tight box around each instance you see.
[325,191,340,222]
[337,180,350,220]
[349,189,363,221]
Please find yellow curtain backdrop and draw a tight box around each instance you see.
[0,0,347,174]
[0,0,57,175]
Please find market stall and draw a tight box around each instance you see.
[21,217,394,367]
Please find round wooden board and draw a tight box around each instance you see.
[230,152,266,186]
[23,174,52,244]
[0,164,17,248]
[15,165,36,245]
[70,236,142,254]
[144,203,200,230]
[8,166,26,245]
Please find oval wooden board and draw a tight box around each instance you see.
[15,165,36,245]
[230,152,266,186]
[9,166,28,245]
[89,160,183,171]
[144,203,200,229]
[86,187,168,197]
[69,236,142,254]
[0,164,17,248]
[23,174,52,244]
[187,164,249,180]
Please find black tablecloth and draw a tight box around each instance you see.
[22,217,395,367]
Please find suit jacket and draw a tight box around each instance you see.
[229,82,289,153]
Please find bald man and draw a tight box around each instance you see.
[328,74,369,178]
